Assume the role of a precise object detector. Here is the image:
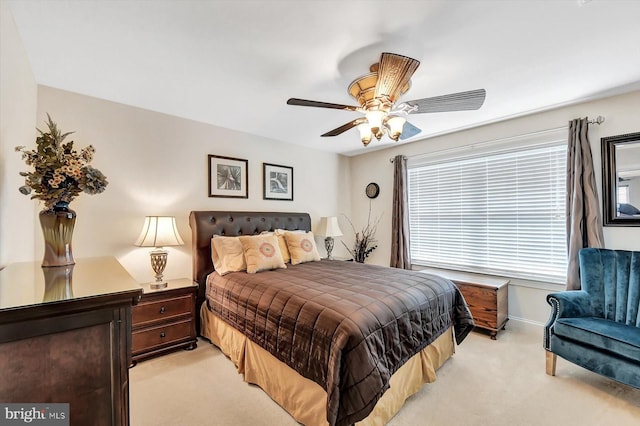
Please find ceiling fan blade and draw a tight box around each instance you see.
[399,121,421,140]
[374,53,420,103]
[321,118,366,137]
[404,89,486,113]
[287,98,359,112]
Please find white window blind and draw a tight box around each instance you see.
[408,143,567,283]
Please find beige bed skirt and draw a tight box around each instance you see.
[201,304,455,426]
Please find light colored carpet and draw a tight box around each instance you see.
[130,321,640,425]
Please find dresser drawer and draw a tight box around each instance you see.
[133,295,193,327]
[132,319,193,354]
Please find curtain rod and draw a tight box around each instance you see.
[389,115,605,163]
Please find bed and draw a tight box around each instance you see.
[189,211,474,426]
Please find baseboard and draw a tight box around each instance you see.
[507,316,545,328]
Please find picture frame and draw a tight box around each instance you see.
[263,163,293,201]
[208,155,248,198]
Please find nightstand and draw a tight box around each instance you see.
[131,278,198,365]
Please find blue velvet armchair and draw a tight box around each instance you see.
[544,248,640,389]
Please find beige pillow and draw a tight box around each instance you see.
[262,229,305,263]
[239,234,286,273]
[261,230,289,263]
[283,231,321,265]
[211,236,246,275]
[273,229,291,263]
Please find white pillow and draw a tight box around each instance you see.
[211,235,246,275]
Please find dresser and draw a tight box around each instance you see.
[420,268,509,339]
[131,278,197,365]
[0,257,142,426]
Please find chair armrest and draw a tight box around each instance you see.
[546,291,594,319]
[544,290,594,349]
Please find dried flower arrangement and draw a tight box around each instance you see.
[342,204,382,263]
[15,114,108,209]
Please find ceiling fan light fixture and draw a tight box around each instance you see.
[357,122,372,146]
[286,52,486,147]
[375,53,420,103]
[365,110,385,137]
[385,115,406,141]
[348,72,378,108]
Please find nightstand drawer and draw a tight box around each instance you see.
[132,319,192,354]
[130,278,198,365]
[133,295,193,326]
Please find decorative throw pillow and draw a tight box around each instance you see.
[239,234,286,273]
[283,231,321,265]
[261,230,290,263]
[274,229,305,263]
[211,236,246,275]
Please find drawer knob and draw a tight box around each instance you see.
[160,332,166,338]
[159,306,166,314]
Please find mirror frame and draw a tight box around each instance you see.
[601,132,640,226]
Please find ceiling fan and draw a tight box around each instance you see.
[287,52,486,146]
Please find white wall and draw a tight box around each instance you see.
[349,90,640,324]
[1,2,352,284]
[30,86,351,282]
[0,2,38,267]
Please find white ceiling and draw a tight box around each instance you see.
[8,0,640,156]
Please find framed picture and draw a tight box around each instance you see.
[208,155,248,198]
[263,163,293,201]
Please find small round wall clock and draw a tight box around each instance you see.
[366,182,380,199]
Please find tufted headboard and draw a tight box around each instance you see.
[188,211,312,323]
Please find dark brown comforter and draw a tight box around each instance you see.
[205,260,474,426]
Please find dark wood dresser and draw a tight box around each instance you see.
[0,257,142,426]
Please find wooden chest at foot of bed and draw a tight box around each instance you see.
[455,279,508,339]
[131,279,198,365]
[420,268,509,339]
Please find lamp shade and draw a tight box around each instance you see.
[385,115,407,141]
[135,216,184,248]
[317,216,343,238]
[357,122,373,147]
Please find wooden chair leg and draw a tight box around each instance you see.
[545,351,557,376]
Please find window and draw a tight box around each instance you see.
[408,142,567,283]
[618,185,629,204]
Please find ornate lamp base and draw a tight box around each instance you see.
[325,237,335,260]
[149,248,168,289]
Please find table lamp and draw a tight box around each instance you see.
[135,216,184,288]
[317,216,343,260]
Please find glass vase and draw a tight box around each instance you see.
[39,201,76,267]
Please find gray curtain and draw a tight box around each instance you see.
[391,155,411,269]
[566,118,605,290]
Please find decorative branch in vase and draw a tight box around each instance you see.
[341,203,382,263]
[15,114,109,267]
